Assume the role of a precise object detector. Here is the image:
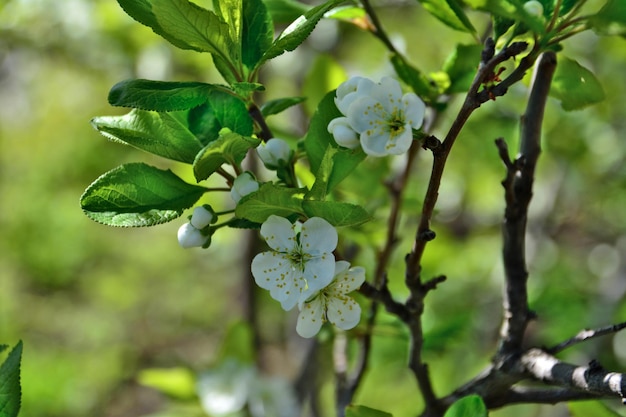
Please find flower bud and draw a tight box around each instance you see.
[190,205,214,229]
[177,223,208,248]
[231,172,260,203]
[523,0,544,17]
[328,117,359,149]
[257,138,292,169]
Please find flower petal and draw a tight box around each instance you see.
[296,298,326,338]
[328,117,360,149]
[359,128,391,157]
[251,252,304,311]
[329,265,366,295]
[385,123,414,155]
[326,295,361,330]
[302,253,336,296]
[402,93,426,130]
[300,217,338,255]
[346,96,387,134]
[260,215,296,252]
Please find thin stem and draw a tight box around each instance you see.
[360,0,399,54]
[546,321,626,355]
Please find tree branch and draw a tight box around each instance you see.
[519,349,626,401]
[497,51,557,356]
[546,321,626,355]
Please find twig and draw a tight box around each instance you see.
[546,321,626,355]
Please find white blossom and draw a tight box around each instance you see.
[251,215,337,311]
[177,222,208,248]
[296,261,365,338]
[231,172,259,203]
[329,76,425,157]
[190,205,214,229]
[256,138,292,169]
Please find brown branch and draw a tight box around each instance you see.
[546,321,626,355]
[497,51,557,356]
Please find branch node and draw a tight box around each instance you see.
[422,135,442,151]
[481,37,495,64]
[419,229,437,242]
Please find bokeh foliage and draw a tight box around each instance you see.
[1,0,626,416]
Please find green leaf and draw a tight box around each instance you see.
[117,0,235,64]
[0,341,22,417]
[325,6,367,21]
[550,57,605,111]
[242,0,274,69]
[590,0,626,37]
[231,82,265,98]
[81,163,206,227]
[261,97,307,117]
[138,367,196,400]
[187,90,254,146]
[263,0,310,24]
[442,44,483,93]
[213,0,242,50]
[92,110,203,164]
[302,200,370,227]
[417,0,477,34]
[345,404,393,417]
[108,79,222,111]
[193,132,260,181]
[390,53,437,100]
[304,92,366,191]
[492,15,515,40]
[260,0,344,63]
[443,395,487,417]
[569,401,623,417]
[234,183,304,223]
[465,0,544,33]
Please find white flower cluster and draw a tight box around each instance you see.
[177,205,214,248]
[251,215,364,338]
[328,76,426,156]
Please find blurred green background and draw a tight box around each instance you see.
[1,1,626,417]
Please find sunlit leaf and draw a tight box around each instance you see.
[550,57,605,111]
[117,0,234,62]
[443,395,487,417]
[442,44,483,93]
[302,200,371,227]
[81,163,206,227]
[234,183,304,223]
[259,0,344,64]
[216,321,255,364]
[345,404,393,417]
[0,341,22,417]
[417,0,477,34]
[92,109,203,163]
[193,132,260,181]
[108,79,222,111]
[138,367,196,400]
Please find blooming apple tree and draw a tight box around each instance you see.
[74,0,626,416]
